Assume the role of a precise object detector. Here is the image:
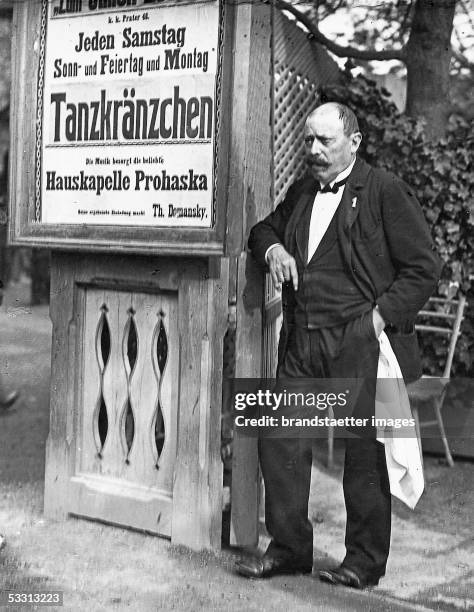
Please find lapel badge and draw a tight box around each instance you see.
[351,196,357,208]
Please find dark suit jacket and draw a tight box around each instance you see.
[248,157,442,381]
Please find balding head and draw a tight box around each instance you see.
[308,103,359,137]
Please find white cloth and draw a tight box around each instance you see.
[307,158,356,262]
[376,331,424,509]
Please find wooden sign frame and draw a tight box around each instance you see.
[9,0,233,256]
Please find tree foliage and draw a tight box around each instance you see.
[319,74,474,375]
[278,0,473,138]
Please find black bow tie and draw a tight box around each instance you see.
[320,178,347,194]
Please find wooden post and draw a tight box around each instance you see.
[43,251,78,519]
[227,1,273,547]
[172,257,229,550]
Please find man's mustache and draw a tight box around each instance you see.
[307,157,329,167]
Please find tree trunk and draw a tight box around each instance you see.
[405,0,456,140]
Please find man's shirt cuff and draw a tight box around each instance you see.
[264,243,282,263]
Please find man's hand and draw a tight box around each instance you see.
[267,245,298,292]
[372,307,386,339]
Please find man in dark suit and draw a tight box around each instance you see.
[235,102,440,588]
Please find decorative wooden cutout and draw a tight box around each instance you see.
[121,308,138,464]
[93,304,110,458]
[152,310,168,468]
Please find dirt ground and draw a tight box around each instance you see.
[0,280,473,611]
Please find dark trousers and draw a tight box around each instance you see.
[259,310,391,582]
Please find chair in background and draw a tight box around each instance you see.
[407,295,467,467]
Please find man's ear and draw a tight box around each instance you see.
[351,131,362,154]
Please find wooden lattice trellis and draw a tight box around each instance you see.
[273,10,341,205]
[274,67,318,205]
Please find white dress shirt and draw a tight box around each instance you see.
[306,158,356,263]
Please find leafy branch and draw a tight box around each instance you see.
[273,0,406,62]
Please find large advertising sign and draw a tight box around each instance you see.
[38,0,222,228]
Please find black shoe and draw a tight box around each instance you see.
[0,391,19,413]
[319,566,379,589]
[235,552,313,579]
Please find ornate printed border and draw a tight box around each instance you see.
[35,0,48,222]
